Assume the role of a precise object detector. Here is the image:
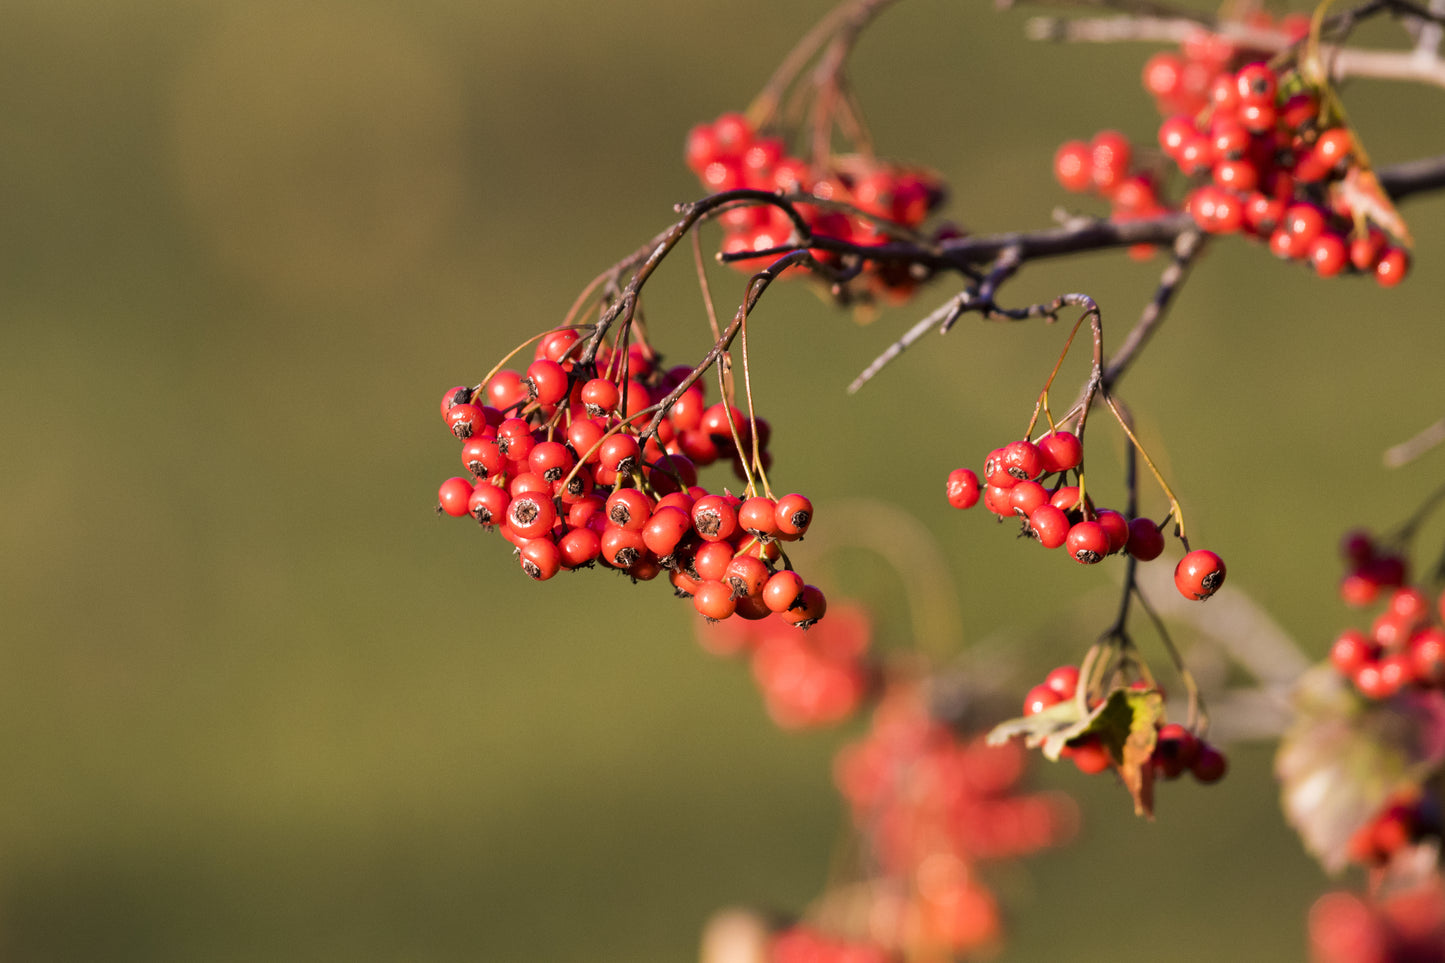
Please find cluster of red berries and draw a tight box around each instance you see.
[1021,665,1228,783]
[1052,130,1171,260]
[1310,882,1445,963]
[696,600,874,728]
[945,432,1227,601]
[685,111,947,299]
[437,328,827,626]
[1339,529,1410,607]
[1346,793,1442,869]
[1165,62,1410,284]
[1055,12,1412,285]
[1328,583,1445,701]
[826,685,1075,957]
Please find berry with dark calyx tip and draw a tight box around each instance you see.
[1027,504,1071,549]
[462,435,506,480]
[556,466,594,503]
[606,487,654,532]
[1190,743,1228,783]
[468,483,509,526]
[600,525,648,570]
[946,468,981,510]
[780,584,827,627]
[724,554,769,600]
[523,359,570,407]
[528,441,575,484]
[1009,480,1048,518]
[598,432,641,476]
[692,494,739,542]
[580,377,621,416]
[437,477,475,518]
[496,418,536,462]
[774,493,813,539]
[1024,684,1063,716]
[506,490,557,539]
[440,385,472,417]
[1036,431,1083,473]
[445,403,486,440]
[486,369,529,412]
[1000,440,1044,482]
[1175,549,1226,600]
[1235,63,1277,103]
[763,570,805,613]
[1125,517,1165,561]
[1066,520,1110,564]
[519,538,561,581]
[982,447,1016,489]
[693,579,738,622]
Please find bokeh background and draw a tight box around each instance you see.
[4,1,1444,960]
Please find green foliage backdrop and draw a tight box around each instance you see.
[2,1,1443,960]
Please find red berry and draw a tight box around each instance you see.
[1036,431,1083,473]
[1309,232,1348,278]
[1024,684,1062,716]
[774,493,813,539]
[1125,517,1165,561]
[1053,140,1092,193]
[1090,130,1132,196]
[1045,665,1080,698]
[518,538,561,581]
[1093,509,1130,555]
[692,579,738,621]
[468,483,509,526]
[738,496,779,535]
[506,490,557,539]
[1066,521,1110,564]
[1190,743,1228,783]
[762,571,805,613]
[437,477,475,518]
[691,494,739,542]
[1175,549,1226,600]
[1009,480,1049,518]
[946,468,981,510]
[523,359,570,406]
[1375,247,1410,287]
[1000,440,1044,482]
[1028,505,1071,549]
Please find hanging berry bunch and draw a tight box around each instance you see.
[942,295,1226,605]
[436,263,829,627]
[1054,6,1414,283]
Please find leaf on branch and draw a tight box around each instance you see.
[1276,665,1445,875]
[987,686,1166,817]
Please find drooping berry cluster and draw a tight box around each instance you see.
[945,433,1226,601]
[696,599,874,728]
[1021,666,1228,784]
[1328,583,1445,701]
[827,685,1076,957]
[437,328,827,626]
[1056,12,1412,285]
[685,111,947,300]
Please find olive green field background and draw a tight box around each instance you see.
[3,1,1444,961]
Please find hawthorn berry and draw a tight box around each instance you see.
[1175,549,1227,600]
[437,477,475,518]
[946,468,981,510]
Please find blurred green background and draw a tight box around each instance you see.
[3,1,1444,960]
